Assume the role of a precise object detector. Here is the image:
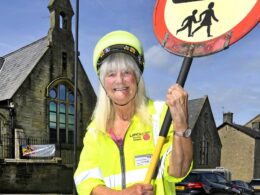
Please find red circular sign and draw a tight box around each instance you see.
[153,0,260,57]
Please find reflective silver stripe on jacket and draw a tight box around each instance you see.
[74,167,103,186]
[104,168,148,188]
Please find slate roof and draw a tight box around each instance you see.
[188,96,207,129]
[0,37,49,101]
[217,122,260,139]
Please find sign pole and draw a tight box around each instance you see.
[144,56,192,184]
[73,0,79,194]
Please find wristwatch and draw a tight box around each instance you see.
[174,128,192,138]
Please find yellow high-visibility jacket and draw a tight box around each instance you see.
[74,99,192,194]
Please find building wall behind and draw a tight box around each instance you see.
[13,51,51,138]
[0,163,73,193]
[13,48,96,143]
[254,139,260,178]
[192,100,221,169]
[219,126,255,181]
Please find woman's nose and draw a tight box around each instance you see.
[115,72,124,83]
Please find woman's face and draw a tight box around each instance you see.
[103,69,137,106]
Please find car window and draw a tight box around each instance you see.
[237,181,246,187]
[250,180,260,185]
[216,174,228,183]
[239,181,246,187]
[214,171,225,178]
[233,180,246,187]
[204,173,218,182]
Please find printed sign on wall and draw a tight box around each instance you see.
[21,144,55,158]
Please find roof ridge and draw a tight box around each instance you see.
[189,95,208,102]
[244,114,260,126]
[220,122,260,138]
[3,36,48,58]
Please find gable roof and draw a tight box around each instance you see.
[188,96,208,129]
[244,114,260,126]
[217,122,260,139]
[0,37,49,101]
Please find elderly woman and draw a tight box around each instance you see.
[74,30,193,195]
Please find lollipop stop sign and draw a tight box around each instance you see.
[153,0,260,57]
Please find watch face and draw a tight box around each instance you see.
[184,129,192,137]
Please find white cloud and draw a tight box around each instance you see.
[145,44,183,75]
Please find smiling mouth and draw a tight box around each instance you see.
[113,87,128,91]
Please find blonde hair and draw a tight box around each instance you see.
[92,53,150,133]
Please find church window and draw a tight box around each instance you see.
[49,89,56,99]
[59,12,67,30]
[48,83,74,144]
[49,101,57,143]
[199,134,209,165]
[62,52,67,73]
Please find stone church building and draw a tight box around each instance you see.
[218,112,260,181]
[0,0,96,193]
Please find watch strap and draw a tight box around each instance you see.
[174,128,192,138]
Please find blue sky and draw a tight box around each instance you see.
[0,0,259,126]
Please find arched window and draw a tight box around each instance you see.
[48,83,74,144]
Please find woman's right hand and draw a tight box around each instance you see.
[92,184,153,195]
[121,183,154,195]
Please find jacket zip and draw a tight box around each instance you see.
[118,122,132,189]
[109,134,127,189]
[110,122,131,189]
[118,143,126,189]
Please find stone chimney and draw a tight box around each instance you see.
[223,112,233,123]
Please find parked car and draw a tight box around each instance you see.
[193,167,232,181]
[250,179,260,194]
[175,171,241,195]
[231,180,254,195]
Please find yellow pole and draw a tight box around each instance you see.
[144,136,166,184]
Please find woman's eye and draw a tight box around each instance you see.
[107,72,116,77]
[123,70,131,75]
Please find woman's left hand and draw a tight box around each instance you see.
[166,84,192,178]
[166,84,189,131]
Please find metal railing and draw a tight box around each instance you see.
[0,134,14,158]
[0,134,73,165]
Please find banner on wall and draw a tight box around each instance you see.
[21,144,55,157]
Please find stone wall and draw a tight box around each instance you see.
[254,139,260,178]
[0,162,73,193]
[219,125,255,181]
